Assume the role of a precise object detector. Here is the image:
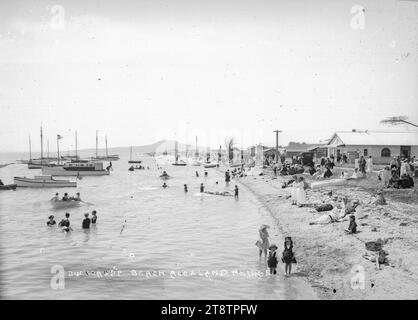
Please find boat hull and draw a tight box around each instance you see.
[0,184,17,190]
[14,177,77,188]
[42,167,109,176]
[50,200,81,209]
[128,160,142,164]
[204,164,218,168]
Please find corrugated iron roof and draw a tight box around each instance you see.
[327,131,418,146]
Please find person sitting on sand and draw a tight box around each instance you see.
[310,198,352,225]
[255,224,270,260]
[51,193,59,201]
[47,215,56,226]
[323,166,333,179]
[363,250,389,270]
[267,244,278,275]
[282,237,296,276]
[344,215,357,234]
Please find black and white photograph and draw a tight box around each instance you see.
[0,0,417,305]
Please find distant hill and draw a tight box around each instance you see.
[76,140,211,156]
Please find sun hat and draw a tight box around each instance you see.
[269,244,278,250]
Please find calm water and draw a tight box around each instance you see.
[0,151,316,299]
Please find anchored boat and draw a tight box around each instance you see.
[0,184,17,190]
[42,161,110,176]
[14,176,77,188]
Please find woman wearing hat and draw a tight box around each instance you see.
[46,215,56,226]
[282,237,296,276]
[255,224,270,260]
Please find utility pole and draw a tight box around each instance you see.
[273,130,282,162]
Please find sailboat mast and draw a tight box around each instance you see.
[75,131,78,160]
[47,139,50,159]
[95,130,98,158]
[105,135,108,157]
[130,146,132,161]
[40,126,44,165]
[29,135,32,161]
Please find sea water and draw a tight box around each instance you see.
[0,151,316,299]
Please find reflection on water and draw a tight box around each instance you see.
[0,153,316,299]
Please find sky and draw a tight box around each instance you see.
[0,0,417,152]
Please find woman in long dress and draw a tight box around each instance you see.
[296,177,307,206]
[289,175,298,205]
[256,224,270,260]
[366,156,373,173]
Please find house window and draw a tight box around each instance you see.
[363,149,368,157]
[381,148,391,157]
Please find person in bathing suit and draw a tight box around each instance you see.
[59,213,71,232]
[91,210,97,224]
[200,183,204,193]
[51,193,59,201]
[47,215,56,226]
[234,185,239,199]
[82,213,91,229]
[162,182,168,188]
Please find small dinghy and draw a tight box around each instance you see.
[204,163,218,168]
[50,199,81,209]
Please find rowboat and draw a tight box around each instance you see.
[14,176,77,188]
[0,184,17,190]
[50,199,81,209]
[204,163,218,168]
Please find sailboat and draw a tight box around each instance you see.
[172,141,187,166]
[191,136,201,166]
[28,126,56,168]
[128,146,142,164]
[91,131,120,161]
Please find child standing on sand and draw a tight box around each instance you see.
[267,244,278,274]
[282,237,296,276]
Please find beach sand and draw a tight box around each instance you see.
[237,168,418,299]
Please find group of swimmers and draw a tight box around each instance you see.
[47,210,97,232]
[162,181,239,198]
[51,192,81,202]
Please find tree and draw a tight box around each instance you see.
[380,116,417,128]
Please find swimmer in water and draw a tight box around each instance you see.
[82,213,91,229]
[47,215,56,226]
[51,193,59,201]
[234,185,239,199]
[204,171,208,177]
[162,182,168,188]
[184,184,188,193]
[196,171,199,177]
[62,193,69,201]
[91,210,97,224]
[200,183,204,193]
[58,212,71,232]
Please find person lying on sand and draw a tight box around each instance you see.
[363,250,389,270]
[309,198,352,225]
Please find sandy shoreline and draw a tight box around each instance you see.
[236,168,418,300]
